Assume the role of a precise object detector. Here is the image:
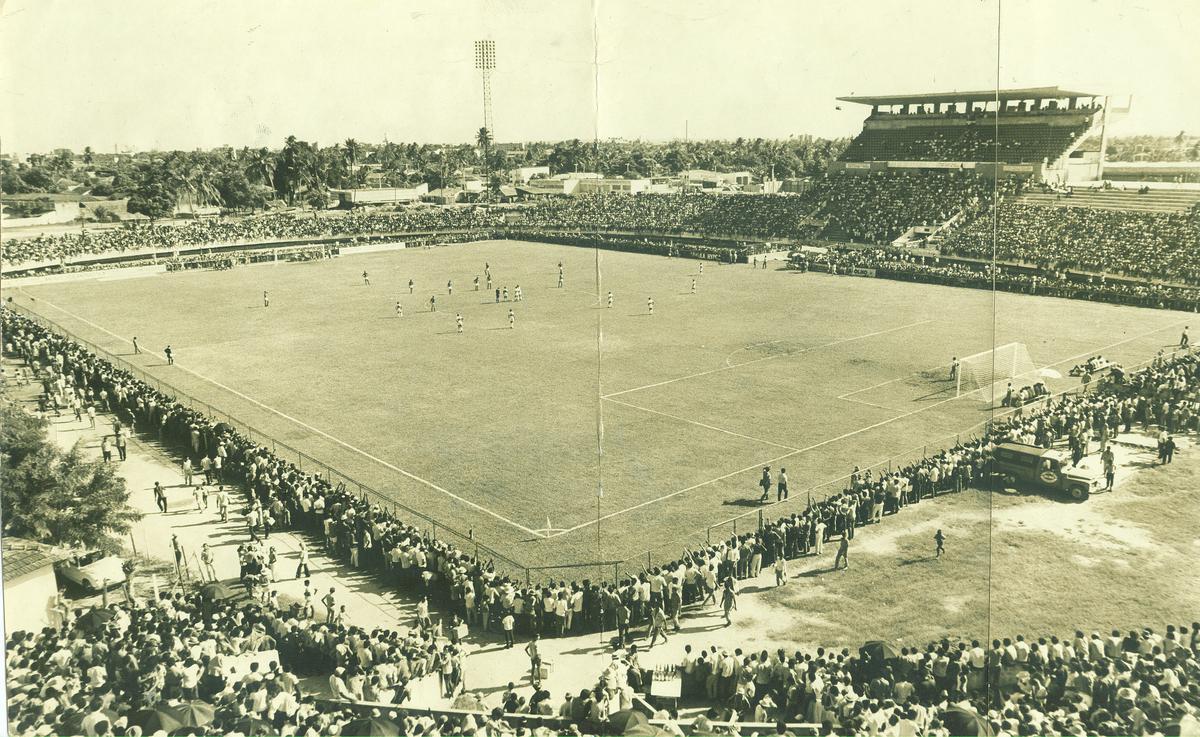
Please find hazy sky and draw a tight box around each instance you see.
[1,0,1197,153]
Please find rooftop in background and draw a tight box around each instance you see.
[2,537,69,580]
[838,86,1101,107]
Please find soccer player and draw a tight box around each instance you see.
[485,262,491,281]
[474,276,480,291]
[408,278,414,294]
[558,272,564,289]
[934,529,946,558]
[758,466,772,503]
[515,285,522,302]
[164,345,174,365]
[508,309,515,329]
[430,295,437,312]
[647,297,654,315]
[263,291,270,308]
[1182,326,1190,349]
[699,262,703,276]
[486,274,493,290]
[607,291,614,308]
[495,288,501,303]
[363,271,370,286]
[503,286,509,301]
[691,279,696,294]
[447,279,453,296]
[456,314,464,334]
[396,301,403,318]
[132,336,140,354]
[949,356,960,382]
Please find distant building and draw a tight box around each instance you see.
[333,185,429,208]
[678,170,753,190]
[2,538,68,636]
[575,177,650,195]
[516,179,578,198]
[510,166,551,184]
[422,187,463,205]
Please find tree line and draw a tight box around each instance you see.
[1,135,851,220]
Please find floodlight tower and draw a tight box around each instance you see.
[474,40,496,141]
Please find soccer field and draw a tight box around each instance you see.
[9,240,1193,574]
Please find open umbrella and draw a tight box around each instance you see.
[942,705,993,736]
[74,607,116,634]
[607,710,670,736]
[341,716,402,736]
[161,700,216,728]
[198,582,238,601]
[859,640,900,661]
[130,706,185,734]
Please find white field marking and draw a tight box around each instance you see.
[603,319,933,400]
[724,338,788,367]
[552,317,1194,538]
[837,395,908,412]
[604,396,801,452]
[838,319,1192,403]
[17,291,541,537]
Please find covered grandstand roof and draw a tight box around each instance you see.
[837,86,1100,106]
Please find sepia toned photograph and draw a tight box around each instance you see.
[1,1,1198,735]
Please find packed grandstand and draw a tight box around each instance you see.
[4,84,1200,737]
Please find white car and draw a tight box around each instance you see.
[55,551,127,592]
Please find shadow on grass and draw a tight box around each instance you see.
[898,555,939,567]
[721,498,767,508]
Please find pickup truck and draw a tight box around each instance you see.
[989,442,1101,502]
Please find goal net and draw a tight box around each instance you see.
[955,342,1038,400]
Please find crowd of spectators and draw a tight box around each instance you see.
[1,210,507,267]
[792,249,1200,312]
[517,194,822,240]
[808,172,1021,245]
[620,621,1200,737]
[3,581,473,737]
[942,203,1200,285]
[841,122,1090,164]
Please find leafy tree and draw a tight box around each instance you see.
[90,180,116,198]
[92,205,121,223]
[1,405,141,554]
[128,182,175,221]
[0,402,49,468]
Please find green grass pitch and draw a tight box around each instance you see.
[11,240,1193,574]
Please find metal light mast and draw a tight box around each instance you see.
[474,40,496,139]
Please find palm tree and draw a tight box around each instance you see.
[475,127,493,151]
[343,139,360,187]
[244,148,276,190]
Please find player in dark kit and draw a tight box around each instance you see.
[935,529,945,558]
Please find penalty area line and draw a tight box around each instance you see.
[604,318,933,400]
[16,291,541,538]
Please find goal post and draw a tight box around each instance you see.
[955,342,1037,399]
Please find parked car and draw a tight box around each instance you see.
[989,442,1100,502]
[55,550,127,592]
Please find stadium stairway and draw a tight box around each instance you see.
[1014,188,1200,213]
